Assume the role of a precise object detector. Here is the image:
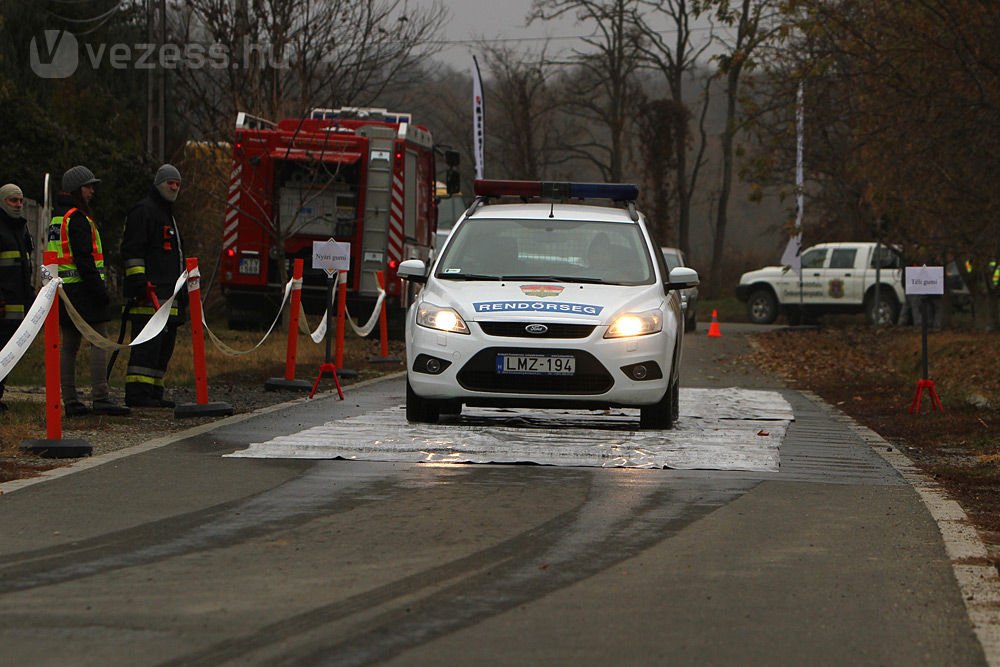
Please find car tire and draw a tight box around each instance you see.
[866,291,900,326]
[747,288,779,325]
[639,375,678,430]
[684,308,696,333]
[406,377,440,423]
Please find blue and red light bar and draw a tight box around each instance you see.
[474,179,639,202]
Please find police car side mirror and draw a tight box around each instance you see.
[398,258,428,284]
[666,266,699,290]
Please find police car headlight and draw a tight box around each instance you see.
[416,302,470,334]
[605,309,663,338]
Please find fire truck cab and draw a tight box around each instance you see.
[219,107,438,333]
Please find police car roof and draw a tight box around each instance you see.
[465,202,640,224]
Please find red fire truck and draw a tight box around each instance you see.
[218,107,438,333]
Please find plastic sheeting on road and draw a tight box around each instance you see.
[228,388,793,471]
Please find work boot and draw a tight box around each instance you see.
[0,400,8,413]
[92,399,131,416]
[65,401,90,417]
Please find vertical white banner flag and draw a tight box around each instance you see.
[472,55,485,180]
[781,81,805,273]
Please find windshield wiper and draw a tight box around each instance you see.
[438,273,505,281]
[500,275,607,284]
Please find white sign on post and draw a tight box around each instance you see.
[904,266,944,295]
[312,239,351,276]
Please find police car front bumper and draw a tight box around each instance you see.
[406,319,675,409]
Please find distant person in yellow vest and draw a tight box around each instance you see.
[48,166,130,417]
[121,164,185,408]
[0,183,34,413]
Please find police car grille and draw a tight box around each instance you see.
[457,348,613,394]
[478,322,596,339]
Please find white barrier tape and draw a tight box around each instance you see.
[296,272,387,342]
[0,277,60,383]
[59,270,189,352]
[201,276,295,356]
[298,272,344,343]
[131,271,190,346]
[306,313,330,344]
[345,287,386,338]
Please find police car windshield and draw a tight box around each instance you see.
[436,218,654,285]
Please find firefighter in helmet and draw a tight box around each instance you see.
[121,164,186,408]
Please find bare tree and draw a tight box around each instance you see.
[170,0,448,140]
[635,96,688,244]
[530,0,645,182]
[477,43,571,180]
[633,0,713,255]
[704,0,782,296]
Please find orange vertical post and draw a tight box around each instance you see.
[376,271,390,358]
[264,259,311,392]
[43,251,61,440]
[20,252,92,457]
[285,259,304,380]
[367,270,400,364]
[175,257,234,417]
[187,257,209,405]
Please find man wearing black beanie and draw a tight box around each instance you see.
[121,163,185,408]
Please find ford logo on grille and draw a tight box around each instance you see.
[525,323,549,335]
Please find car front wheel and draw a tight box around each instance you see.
[747,288,779,325]
[406,378,440,423]
[639,376,678,430]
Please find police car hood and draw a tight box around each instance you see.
[423,280,664,324]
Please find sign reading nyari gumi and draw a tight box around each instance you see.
[313,239,351,276]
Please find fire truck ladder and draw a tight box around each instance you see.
[359,126,398,298]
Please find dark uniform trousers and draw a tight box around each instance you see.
[125,306,179,404]
[0,321,17,401]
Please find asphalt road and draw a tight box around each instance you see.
[0,323,987,666]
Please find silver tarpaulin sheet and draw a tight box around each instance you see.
[228,388,793,471]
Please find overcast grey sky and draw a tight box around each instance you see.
[415,0,593,69]
[415,1,720,70]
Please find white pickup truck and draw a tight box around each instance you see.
[736,242,905,325]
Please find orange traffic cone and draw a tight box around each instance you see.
[707,309,722,337]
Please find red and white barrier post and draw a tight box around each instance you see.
[368,270,400,363]
[265,258,311,391]
[174,257,234,418]
[21,251,92,457]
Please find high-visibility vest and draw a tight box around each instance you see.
[46,207,105,284]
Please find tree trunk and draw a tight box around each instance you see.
[709,66,740,297]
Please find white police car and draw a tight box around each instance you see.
[397,180,699,429]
